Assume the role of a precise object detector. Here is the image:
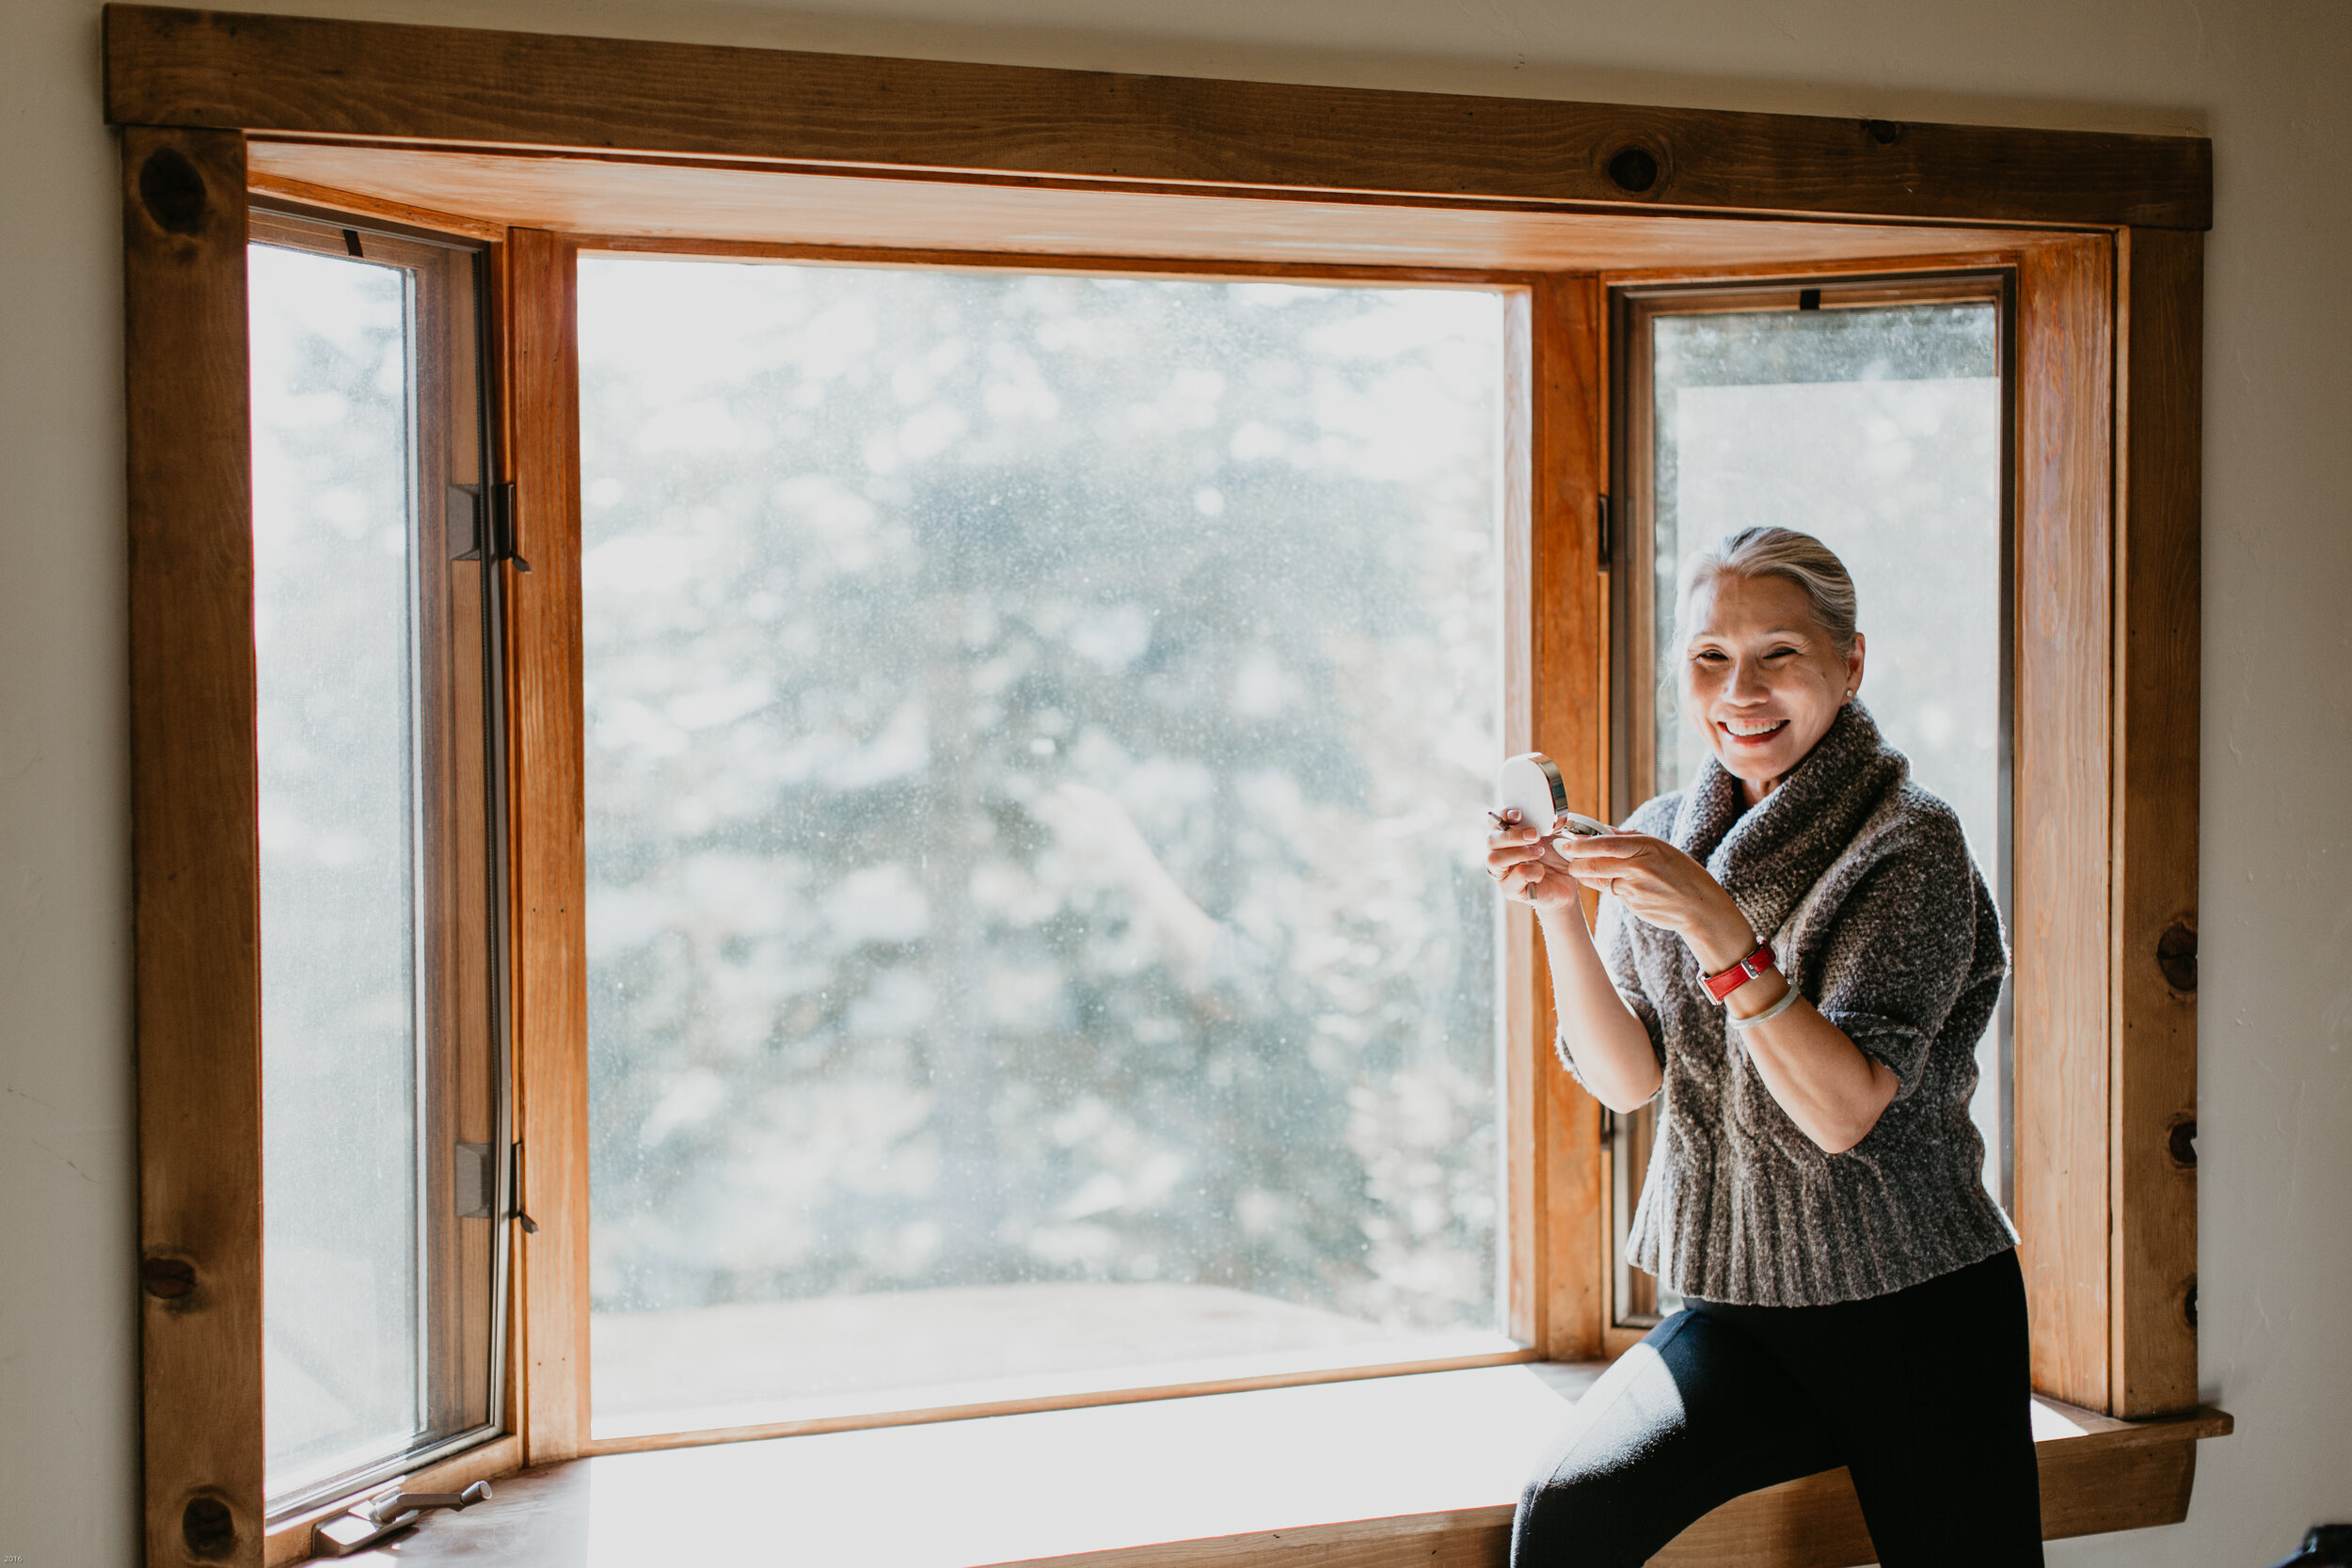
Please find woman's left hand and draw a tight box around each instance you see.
[1557,830,1756,974]
[1565,825,1899,1152]
[1562,832,1891,1151]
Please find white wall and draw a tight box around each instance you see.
[4,0,2344,1562]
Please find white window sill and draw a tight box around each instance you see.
[332,1364,2231,1567]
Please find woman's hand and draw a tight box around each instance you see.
[1484,811,1585,915]
[1485,810,1662,1113]
[1556,832,1757,974]
[1561,832,1899,1152]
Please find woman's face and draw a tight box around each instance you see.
[1680,571,1867,800]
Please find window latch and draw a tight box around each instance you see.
[510,1140,540,1234]
[311,1480,491,1557]
[447,481,532,572]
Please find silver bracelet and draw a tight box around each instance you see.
[1725,983,1804,1030]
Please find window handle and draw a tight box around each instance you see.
[365,1481,492,1524]
[311,1481,491,1556]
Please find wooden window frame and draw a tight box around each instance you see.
[108,8,2206,1564]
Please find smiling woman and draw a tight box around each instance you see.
[1677,558,1866,802]
[1489,526,2032,1566]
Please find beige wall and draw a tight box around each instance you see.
[5,0,2344,1561]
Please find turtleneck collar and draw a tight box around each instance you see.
[1667,700,1910,941]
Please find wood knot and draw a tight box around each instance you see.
[137,147,209,236]
[1604,144,1661,194]
[140,1255,197,1300]
[183,1494,236,1559]
[2168,1117,2197,1168]
[2156,919,2198,992]
[1862,119,1908,146]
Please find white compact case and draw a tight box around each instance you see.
[1496,753,1617,839]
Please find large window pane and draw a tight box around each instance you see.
[1646,298,2007,1205]
[252,244,424,1498]
[580,260,1510,1438]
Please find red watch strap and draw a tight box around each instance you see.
[1703,940,1776,1001]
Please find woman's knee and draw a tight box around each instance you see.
[1512,1464,1649,1568]
[1509,1311,1833,1567]
[1511,1403,1700,1568]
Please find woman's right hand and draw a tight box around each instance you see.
[1486,811,1584,913]
[1489,809,1662,1111]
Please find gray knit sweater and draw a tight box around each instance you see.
[1568,701,2018,1307]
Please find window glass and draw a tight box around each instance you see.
[579,259,1510,1438]
[1647,298,2007,1204]
[251,243,424,1497]
[251,228,504,1513]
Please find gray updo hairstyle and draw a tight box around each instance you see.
[1675,526,1860,658]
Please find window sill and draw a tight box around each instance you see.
[324,1366,2232,1567]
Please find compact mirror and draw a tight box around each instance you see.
[1496,753,1616,839]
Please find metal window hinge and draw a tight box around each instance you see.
[454,1142,494,1219]
[510,1141,539,1234]
[447,482,532,572]
[1597,494,1612,567]
[311,1480,491,1557]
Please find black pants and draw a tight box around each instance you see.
[1512,1248,2043,1567]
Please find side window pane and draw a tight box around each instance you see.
[580,261,1509,1439]
[251,244,423,1497]
[251,229,504,1512]
[1646,298,2008,1208]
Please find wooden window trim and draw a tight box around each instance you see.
[125,119,264,1568]
[103,5,2209,230]
[111,10,2209,1565]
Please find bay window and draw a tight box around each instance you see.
[109,8,2213,1561]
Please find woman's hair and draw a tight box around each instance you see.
[1675,527,1860,657]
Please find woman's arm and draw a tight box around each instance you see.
[1558,833,1897,1154]
[1712,974,1897,1155]
[1487,817,1662,1113]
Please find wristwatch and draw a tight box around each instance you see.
[1702,939,1776,1002]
